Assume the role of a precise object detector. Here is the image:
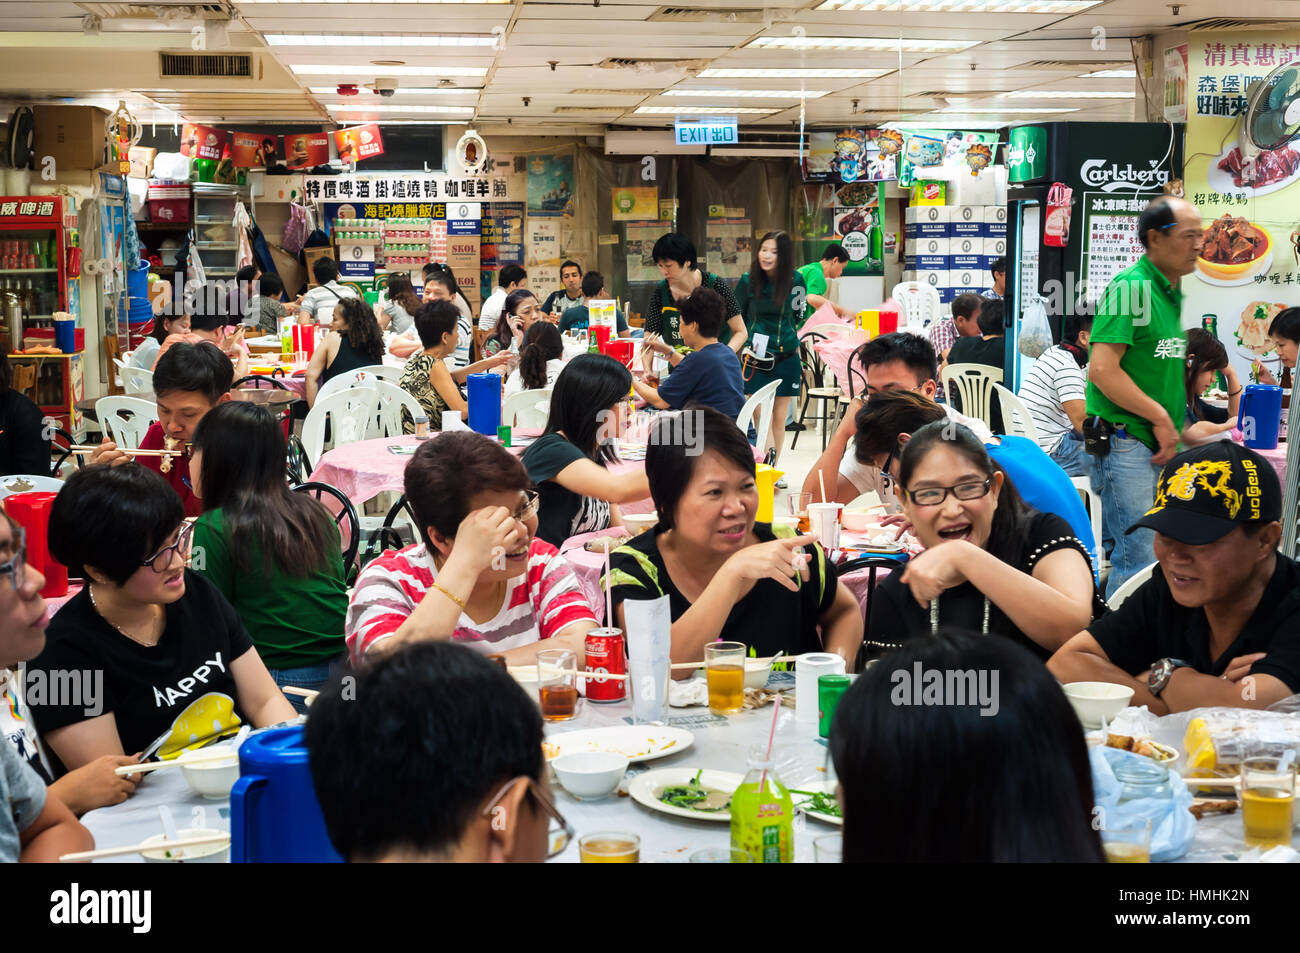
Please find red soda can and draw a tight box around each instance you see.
[584,627,626,703]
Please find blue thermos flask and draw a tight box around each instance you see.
[231,726,342,863]
[1238,384,1283,450]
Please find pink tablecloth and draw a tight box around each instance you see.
[1255,443,1287,486]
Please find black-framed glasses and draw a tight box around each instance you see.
[481,775,574,859]
[0,526,27,592]
[879,444,899,490]
[515,489,540,523]
[142,521,195,573]
[902,478,993,507]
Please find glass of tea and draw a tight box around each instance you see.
[579,831,640,863]
[537,649,579,722]
[705,641,746,715]
[689,847,751,863]
[787,493,813,534]
[813,834,843,863]
[1100,817,1151,863]
[1241,756,1295,850]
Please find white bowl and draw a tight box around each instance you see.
[744,658,771,690]
[842,510,879,533]
[622,513,659,536]
[1062,682,1135,729]
[140,828,230,863]
[179,751,240,800]
[551,751,629,801]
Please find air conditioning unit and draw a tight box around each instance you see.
[603,129,704,156]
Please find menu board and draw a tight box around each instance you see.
[1078,192,1153,306]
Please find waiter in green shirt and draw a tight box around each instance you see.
[796,243,852,322]
[1084,195,1204,599]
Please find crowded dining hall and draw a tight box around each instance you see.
[4,2,1300,886]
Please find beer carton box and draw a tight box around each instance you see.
[917,269,948,290]
[950,269,983,290]
[950,254,983,273]
[949,205,982,225]
[937,287,958,303]
[983,237,1007,257]
[906,236,948,257]
[983,205,1008,224]
[983,220,1007,238]
[903,220,949,239]
[950,235,981,256]
[913,254,949,273]
[904,205,951,225]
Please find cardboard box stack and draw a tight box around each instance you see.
[902,205,1007,304]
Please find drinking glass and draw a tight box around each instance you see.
[1100,817,1151,863]
[579,832,640,863]
[1242,756,1295,849]
[813,834,843,863]
[787,493,813,534]
[689,847,751,863]
[705,641,746,715]
[537,649,579,722]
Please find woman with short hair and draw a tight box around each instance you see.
[643,232,747,354]
[397,300,512,432]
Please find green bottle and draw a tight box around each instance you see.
[729,744,793,863]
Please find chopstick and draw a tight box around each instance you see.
[509,666,630,681]
[68,445,186,458]
[59,832,231,863]
[282,686,319,699]
[1179,776,1240,788]
[114,752,238,776]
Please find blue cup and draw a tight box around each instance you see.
[54,318,76,354]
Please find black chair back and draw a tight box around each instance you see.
[233,373,289,390]
[291,481,360,580]
[286,433,311,485]
[49,427,79,476]
[838,554,909,672]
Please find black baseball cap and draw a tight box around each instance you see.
[1126,442,1282,545]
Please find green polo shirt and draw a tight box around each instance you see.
[1084,255,1186,451]
[797,261,828,298]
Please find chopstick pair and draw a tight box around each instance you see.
[59,832,231,863]
[68,445,187,458]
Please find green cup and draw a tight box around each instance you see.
[818,674,851,739]
[497,424,512,447]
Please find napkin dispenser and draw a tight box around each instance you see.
[231,726,342,863]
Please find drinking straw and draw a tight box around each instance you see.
[604,544,614,626]
[818,470,827,505]
[758,693,782,794]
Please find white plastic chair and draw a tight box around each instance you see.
[941,363,1003,431]
[368,379,425,439]
[315,368,381,406]
[94,396,157,450]
[356,363,403,384]
[1107,561,1156,610]
[301,387,380,466]
[503,388,551,430]
[119,364,154,395]
[0,474,65,499]
[993,383,1039,443]
[736,379,781,451]
[1070,475,1108,579]
[889,281,943,332]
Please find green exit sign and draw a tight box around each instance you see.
[674,119,738,146]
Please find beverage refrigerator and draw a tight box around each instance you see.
[1003,121,1184,389]
[0,195,85,432]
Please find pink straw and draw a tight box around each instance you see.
[758,693,782,794]
[604,543,614,627]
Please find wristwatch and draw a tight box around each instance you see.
[1148,658,1194,697]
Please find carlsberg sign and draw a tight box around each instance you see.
[1080,159,1170,192]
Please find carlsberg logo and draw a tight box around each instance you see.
[1080,159,1169,192]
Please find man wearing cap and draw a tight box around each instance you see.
[1048,443,1300,713]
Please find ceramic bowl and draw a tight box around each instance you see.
[178,750,240,800]
[1063,682,1135,729]
[140,828,230,863]
[551,751,628,801]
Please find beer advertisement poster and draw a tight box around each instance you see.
[334,124,385,164]
[179,123,225,160]
[232,132,279,168]
[285,133,330,171]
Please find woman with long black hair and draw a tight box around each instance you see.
[129,309,190,371]
[190,401,348,694]
[521,353,650,546]
[734,230,805,471]
[377,273,420,335]
[505,321,563,398]
[1181,327,1242,446]
[304,296,385,406]
[484,289,541,357]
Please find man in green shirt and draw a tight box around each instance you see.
[1085,195,1204,598]
[796,243,851,322]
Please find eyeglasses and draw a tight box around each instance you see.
[515,489,540,523]
[0,527,27,592]
[902,478,993,507]
[142,521,195,573]
[481,775,574,859]
[879,444,899,490]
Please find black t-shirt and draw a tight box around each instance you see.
[521,433,612,546]
[27,571,255,771]
[947,335,1007,433]
[1185,396,1230,428]
[0,390,50,476]
[868,511,1098,661]
[1089,554,1300,690]
[607,523,839,658]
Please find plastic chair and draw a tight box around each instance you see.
[357,363,404,384]
[940,363,1003,431]
[119,364,154,395]
[315,368,381,405]
[1106,561,1156,610]
[233,374,290,390]
[301,387,379,465]
[49,427,79,477]
[839,554,910,671]
[792,340,843,452]
[291,481,361,581]
[993,383,1040,443]
[95,396,157,450]
[286,433,311,485]
[369,379,425,439]
[889,282,943,332]
[736,379,781,452]
[0,474,65,499]
[503,387,552,430]
[1071,475,1107,579]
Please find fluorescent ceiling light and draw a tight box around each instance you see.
[309,86,477,95]
[699,68,888,78]
[328,103,475,114]
[267,34,498,47]
[340,120,462,125]
[936,106,1077,113]
[1080,68,1137,78]
[1002,89,1134,98]
[635,106,777,115]
[816,0,1098,11]
[238,1,509,5]
[886,119,1006,129]
[664,88,830,98]
[292,64,488,77]
[747,36,975,52]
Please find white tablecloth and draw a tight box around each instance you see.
[80,768,230,864]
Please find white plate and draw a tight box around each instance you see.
[544,725,694,764]
[790,779,842,827]
[1206,141,1300,198]
[628,767,743,822]
[1195,248,1273,287]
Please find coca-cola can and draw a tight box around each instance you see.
[584,627,626,703]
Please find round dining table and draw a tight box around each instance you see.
[76,387,299,420]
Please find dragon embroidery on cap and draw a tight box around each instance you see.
[1147,461,1242,519]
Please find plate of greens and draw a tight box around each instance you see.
[790,780,842,826]
[629,768,742,822]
